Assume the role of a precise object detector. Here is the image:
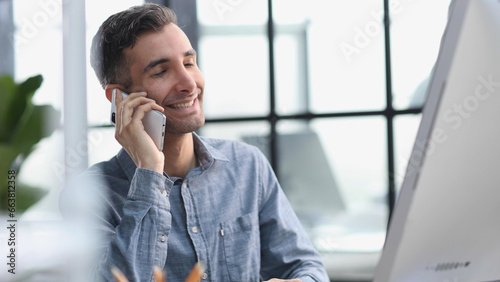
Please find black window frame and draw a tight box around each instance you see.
[164,0,423,220]
[144,0,425,221]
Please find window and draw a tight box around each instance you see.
[195,0,451,280]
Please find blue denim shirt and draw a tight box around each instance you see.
[87,133,328,282]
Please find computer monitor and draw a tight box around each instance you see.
[375,0,500,281]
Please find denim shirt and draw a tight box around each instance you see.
[86,133,328,282]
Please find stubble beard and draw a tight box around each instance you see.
[165,112,205,134]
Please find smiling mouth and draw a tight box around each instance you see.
[169,99,195,109]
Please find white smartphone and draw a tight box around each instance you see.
[111,89,166,151]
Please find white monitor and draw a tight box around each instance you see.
[374,0,500,281]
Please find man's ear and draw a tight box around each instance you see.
[104,84,125,102]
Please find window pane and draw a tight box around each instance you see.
[88,127,122,166]
[274,33,309,115]
[273,118,388,279]
[198,121,270,143]
[391,0,451,109]
[273,0,386,114]
[308,117,388,211]
[13,0,63,111]
[197,0,267,26]
[197,0,269,119]
[199,35,269,118]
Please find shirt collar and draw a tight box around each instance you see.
[116,132,230,181]
[192,132,230,171]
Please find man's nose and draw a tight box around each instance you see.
[174,68,197,94]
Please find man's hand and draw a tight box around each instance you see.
[114,91,165,174]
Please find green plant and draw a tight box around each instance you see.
[0,74,60,212]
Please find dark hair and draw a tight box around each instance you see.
[90,3,177,89]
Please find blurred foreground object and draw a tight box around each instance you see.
[0,74,60,211]
[112,262,205,282]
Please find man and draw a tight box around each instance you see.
[88,3,328,281]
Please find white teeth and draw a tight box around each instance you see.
[171,100,194,109]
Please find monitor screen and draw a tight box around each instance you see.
[375,0,500,281]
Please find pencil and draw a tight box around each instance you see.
[153,265,166,282]
[185,261,206,282]
[111,266,129,282]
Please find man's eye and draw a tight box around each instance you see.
[154,70,166,76]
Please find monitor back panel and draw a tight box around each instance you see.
[375,0,500,281]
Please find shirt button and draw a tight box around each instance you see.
[202,272,208,280]
[192,226,198,233]
[182,182,187,189]
[161,189,167,196]
[160,235,166,242]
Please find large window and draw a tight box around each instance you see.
[5,0,451,280]
[196,0,451,280]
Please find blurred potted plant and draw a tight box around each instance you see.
[0,74,60,212]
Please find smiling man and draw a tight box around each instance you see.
[88,3,328,282]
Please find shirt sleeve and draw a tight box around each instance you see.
[94,168,172,282]
[256,151,329,282]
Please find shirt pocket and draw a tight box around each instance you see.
[220,211,261,282]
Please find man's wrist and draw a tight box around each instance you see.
[137,160,164,175]
[128,168,171,205]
